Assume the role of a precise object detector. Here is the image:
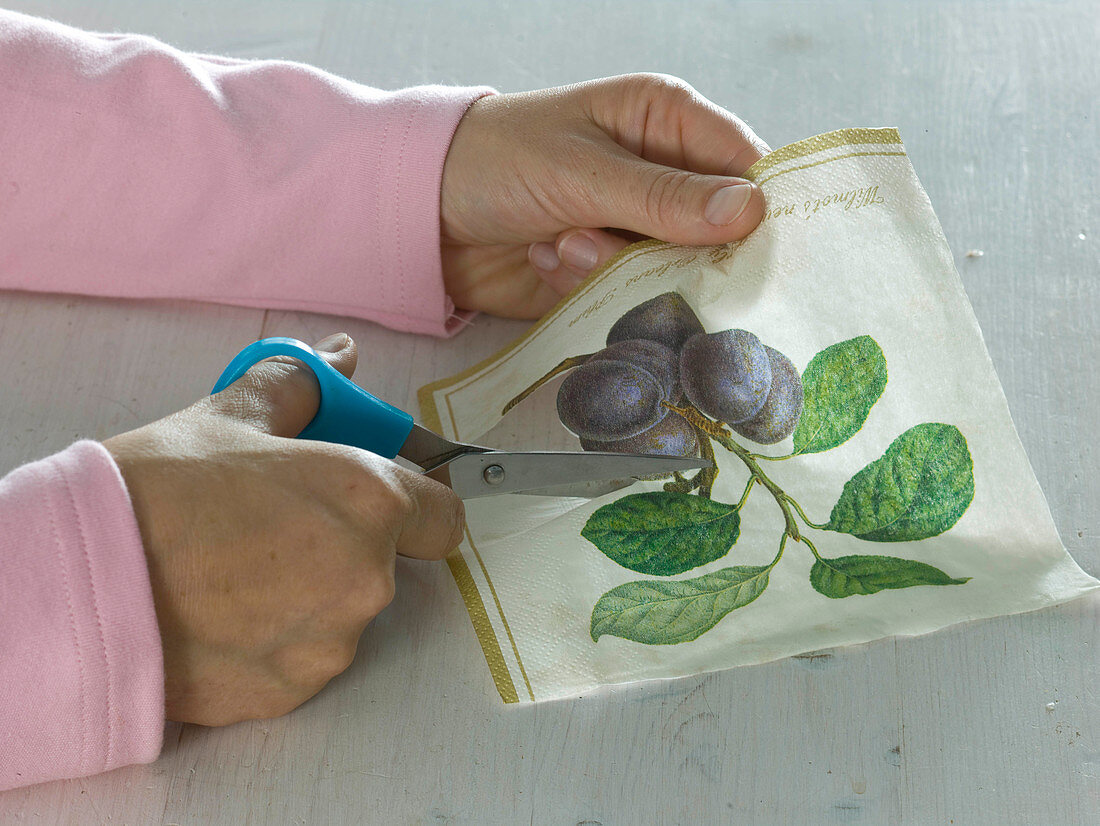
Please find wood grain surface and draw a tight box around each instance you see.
[1,1,1096,823]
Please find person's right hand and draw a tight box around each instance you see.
[103,333,464,726]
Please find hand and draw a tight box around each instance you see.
[440,73,769,318]
[103,334,464,726]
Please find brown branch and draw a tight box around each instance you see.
[501,353,595,416]
[662,401,732,442]
[693,423,719,498]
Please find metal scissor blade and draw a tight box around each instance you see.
[515,478,638,498]
[397,423,489,469]
[426,451,710,499]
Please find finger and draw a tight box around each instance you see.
[443,242,564,318]
[208,332,359,437]
[528,228,632,293]
[581,142,766,246]
[384,465,466,561]
[589,73,770,178]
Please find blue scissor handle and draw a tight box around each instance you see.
[211,337,414,459]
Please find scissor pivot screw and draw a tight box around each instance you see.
[483,464,506,486]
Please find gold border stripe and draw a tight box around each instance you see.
[755,150,908,187]
[465,528,536,701]
[446,551,519,703]
[743,127,902,182]
[419,381,445,434]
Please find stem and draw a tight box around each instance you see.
[663,470,701,494]
[665,402,732,441]
[501,352,595,416]
[750,453,796,462]
[711,429,802,541]
[693,423,719,498]
[661,401,721,498]
[767,532,789,569]
[797,533,824,561]
[783,495,829,530]
[668,402,830,560]
[735,476,756,510]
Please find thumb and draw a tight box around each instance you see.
[597,144,766,246]
[208,332,359,437]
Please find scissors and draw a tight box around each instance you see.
[212,337,710,499]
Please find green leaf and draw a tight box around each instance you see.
[591,566,770,644]
[826,422,974,541]
[581,492,740,575]
[810,554,970,598]
[792,336,887,454]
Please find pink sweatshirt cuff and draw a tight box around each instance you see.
[334,84,490,337]
[0,441,163,790]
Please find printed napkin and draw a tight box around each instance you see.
[418,128,1099,704]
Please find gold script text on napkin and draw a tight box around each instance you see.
[763,184,885,224]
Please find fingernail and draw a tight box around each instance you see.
[528,242,560,272]
[558,232,599,271]
[314,332,348,352]
[705,183,753,226]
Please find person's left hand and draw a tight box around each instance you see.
[440,73,769,318]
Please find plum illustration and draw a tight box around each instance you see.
[606,292,705,353]
[588,338,682,406]
[556,358,667,441]
[731,346,803,444]
[679,329,772,424]
[580,411,699,458]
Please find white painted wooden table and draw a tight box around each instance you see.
[2,2,1097,823]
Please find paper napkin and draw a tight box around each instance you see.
[419,129,1099,704]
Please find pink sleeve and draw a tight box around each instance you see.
[0,7,493,336]
[0,442,163,791]
[0,9,495,790]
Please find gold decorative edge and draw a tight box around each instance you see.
[755,149,908,188]
[445,551,520,704]
[742,127,902,182]
[418,378,446,434]
[463,527,536,701]
[421,127,909,704]
[425,404,539,702]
